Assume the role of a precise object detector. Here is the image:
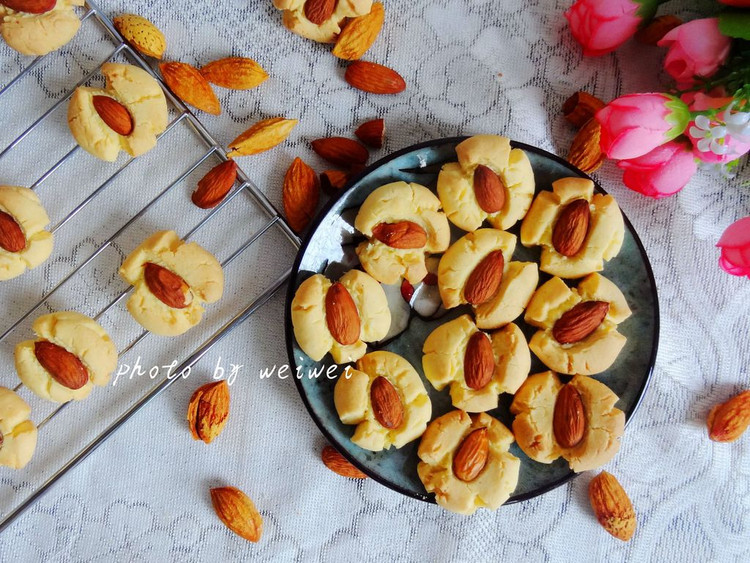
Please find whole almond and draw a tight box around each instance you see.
[321,445,368,479]
[562,91,606,129]
[304,0,336,25]
[473,165,506,213]
[210,486,263,543]
[192,160,238,209]
[311,137,369,167]
[464,249,504,305]
[553,383,586,448]
[325,282,360,345]
[143,262,192,309]
[553,300,609,344]
[345,61,406,95]
[187,380,230,443]
[0,210,26,253]
[160,61,221,115]
[1,0,55,14]
[568,118,605,174]
[92,95,133,136]
[283,157,320,233]
[320,169,349,194]
[34,340,89,390]
[370,376,403,429]
[200,57,269,90]
[372,221,427,249]
[707,390,750,442]
[354,118,385,148]
[589,471,636,541]
[464,331,494,390]
[227,117,298,158]
[453,427,489,482]
[113,13,166,59]
[635,15,682,45]
[552,198,590,257]
[332,2,385,60]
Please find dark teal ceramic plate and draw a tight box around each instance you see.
[285,137,659,504]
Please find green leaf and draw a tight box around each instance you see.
[719,10,750,41]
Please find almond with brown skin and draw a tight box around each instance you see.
[568,118,605,174]
[0,211,26,253]
[553,383,586,448]
[320,170,348,194]
[210,486,263,543]
[635,15,682,45]
[464,332,494,390]
[227,117,298,158]
[311,137,369,167]
[589,471,636,541]
[453,427,489,482]
[304,0,336,25]
[187,380,230,443]
[283,157,320,233]
[562,91,606,129]
[370,376,403,429]
[200,57,269,90]
[345,61,406,94]
[34,341,89,390]
[325,282,360,345]
[553,300,609,344]
[192,160,238,209]
[707,390,750,442]
[552,198,590,257]
[464,249,504,305]
[143,262,192,309]
[92,96,133,136]
[473,165,505,213]
[321,445,368,479]
[372,221,427,249]
[332,2,385,60]
[1,0,55,14]
[354,118,385,148]
[160,61,221,115]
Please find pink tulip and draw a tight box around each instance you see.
[596,93,691,160]
[717,217,750,278]
[564,0,643,56]
[617,141,697,198]
[717,0,750,6]
[657,19,731,86]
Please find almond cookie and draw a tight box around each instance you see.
[354,181,450,285]
[273,0,372,43]
[14,311,118,403]
[0,0,83,56]
[334,351,431,451]
[525,273,631,375]
[437,228,538,329]
[0,386,37,469]
[0,185,53,281]
[437,135,535,232]
[510,371,625,472]
[520,177,624,278]
[417,410,520,514]
[422,314,530,412]
[119,230,224,337]
[68,63,168,162]
[291,269,390,364]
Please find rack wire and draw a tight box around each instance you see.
[0,1,299,531]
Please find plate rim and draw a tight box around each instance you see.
[284,136,660,505]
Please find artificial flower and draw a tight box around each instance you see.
[657,18,732,86]
[717,217,750,278]
[688,114,750,164]
[564,0,643,56]
[617,140,697,198]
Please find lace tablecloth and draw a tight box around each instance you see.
[2,0,749,561]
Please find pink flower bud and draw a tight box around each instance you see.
[657,18,731,86]
[717,217,750,278]
[617,141,697,198]
[564,0,643,56]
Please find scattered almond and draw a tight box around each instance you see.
[159,61,221,115]
[453,427,489,482]
[192,160,238,209]
[552,198,590,257]
[372,221,427,249]
[464,332,494,390]
[92,95,133,136]
[354,118,385,149]
[370,376,403,429]
[304,0,336,25]
[282,157,319,233]
[113,13,166,59]
[1,0,55,14]
[568,118,605,173]
[589,471,636,541]
[143,262,192,309]
[463,249,504,305]
[187,380,230,443]
[0,210,26,253]
[320,170,349,194]
[473,164,506,213]
[635,15,682,45]
[553,300,609,344]
[200,57,269,90]
[332,2,385,60]
[707,390,750,442]
[562,91,606,129]
[311,137,368,167]
[210,486,263,543]
[325,282,360,345]
[34,341,89,390]
[321,445,368,478]
[227,117,298,158]
[345,60,406,94]
[553,383,586,448]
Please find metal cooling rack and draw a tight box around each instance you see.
[0,1,299,531]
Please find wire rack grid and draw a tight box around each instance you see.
[0,1,300,532]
